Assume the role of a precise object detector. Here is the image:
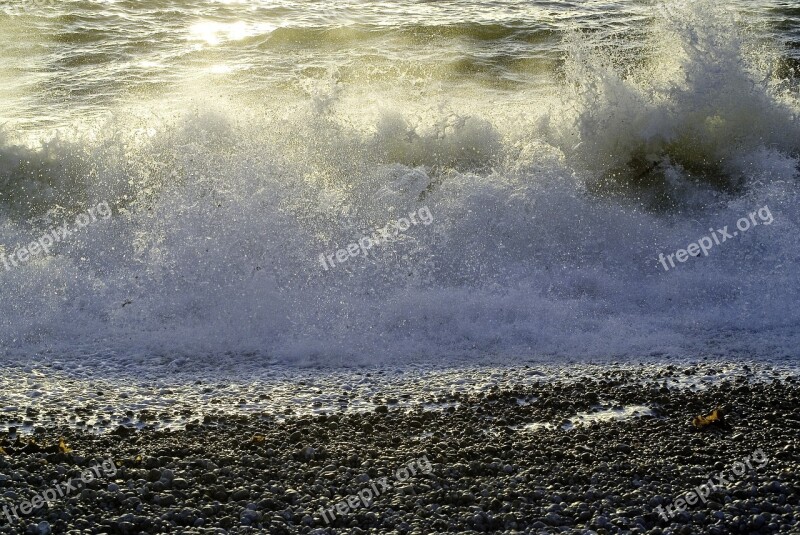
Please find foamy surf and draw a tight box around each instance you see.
[0,0,798,368]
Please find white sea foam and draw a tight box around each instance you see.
[0,0,798,368]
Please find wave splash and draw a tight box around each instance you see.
[0,1,798,367]
[546,0,800,209]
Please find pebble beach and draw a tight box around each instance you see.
[0,362,798,534]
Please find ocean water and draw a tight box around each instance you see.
[0,0,799,368]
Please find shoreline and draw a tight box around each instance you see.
[0,363,797,533]
[1,360,798,436]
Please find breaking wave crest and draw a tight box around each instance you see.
[0,0,798,368]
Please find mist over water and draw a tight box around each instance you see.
[0,0,799,367]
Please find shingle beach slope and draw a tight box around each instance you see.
[0,362,798,534]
